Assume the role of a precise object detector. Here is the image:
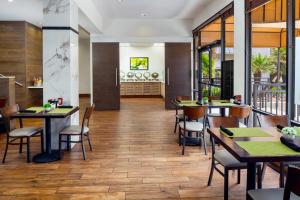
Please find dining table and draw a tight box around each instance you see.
[207,127,300,200]
[12,106,79,163]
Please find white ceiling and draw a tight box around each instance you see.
[92,0,210,19]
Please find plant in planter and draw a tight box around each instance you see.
[282,127,298,139]
[43,103,52,111]
[202,97,209,104]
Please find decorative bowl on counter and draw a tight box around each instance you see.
[143,72,151,80]
[127,72,135,78]
[135,72,142,80]
[120,71,125,79]
[151,72,159,80]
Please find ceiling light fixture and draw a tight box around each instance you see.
[8,0,14,2]
[118,0,124,3]
[140,13,147,17]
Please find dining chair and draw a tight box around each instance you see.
[179,105,207,155]
[248,165,300,200]
[229,105,252,127]
[58,104,95,160]
[257,114,296,188]
[0,104,44,163]
[207,116,262,200]
[173,96,192,134]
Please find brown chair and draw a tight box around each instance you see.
[59,104,95,160]
[178,105,207,155]
[207,116,262,200]
[0,104,44,163]
[257,114,293,187]
[248,166,300,200]
[173,96,192,134]
[229,105,252,127]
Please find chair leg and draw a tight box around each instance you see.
[2,137,9,164]
[174,118,178,134]
[19,137,23,153]
[257,165,262,189]
[237,169,241,184]
[178,127,182,146]
[58,134,62,160]
[86,132,93,151]
[261,162,267,182]
[81,136,86,160]
[26,137,31,163]
[182,132,186,155]
[207,158,215,186]
[202,132,207,155]
[40,130,44,153]
[224,169,229,200]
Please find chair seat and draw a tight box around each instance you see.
[214,150,247,168]
[9,127,42,137]
[60,125,89,135]
[248,188,299,200]
[179,121,203,132]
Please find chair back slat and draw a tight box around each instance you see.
[283,166,300,200]
[258,115,289,128]
[183,106,206,120]
[0,104,19,132]
[207,116,239,128]
[230,106,252,119]
[81,104,95,133]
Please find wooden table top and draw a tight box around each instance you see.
[12,106,80,119]
[207,127,300,163]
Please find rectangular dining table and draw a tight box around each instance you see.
[11,106,79,163]
[207,127,300,200]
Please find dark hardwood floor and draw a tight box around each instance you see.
[0,98,279,199]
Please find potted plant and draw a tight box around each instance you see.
[282,127,297,140]
[43,103,52,112]
[203,97,209,104]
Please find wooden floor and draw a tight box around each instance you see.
[0,98,279,200]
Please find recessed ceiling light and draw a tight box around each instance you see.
[8,0,14,2]
[118,0,124,2]
[140,13,147,17]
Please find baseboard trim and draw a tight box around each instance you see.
[79,94,91,98]
[121,95,163,98]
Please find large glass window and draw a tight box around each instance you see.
[294,0,300,122]
[250,0,287,115]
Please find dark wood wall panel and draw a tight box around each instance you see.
[165,43,192,109]
[0,21,42,108]
[93,43,120,110]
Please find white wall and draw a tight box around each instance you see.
[119,43,165,81]
[79,38,91,94]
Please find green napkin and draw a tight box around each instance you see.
[26,107,44,113]
[48,108,73,114]
[221,128,271,138]
[236,141,300,156]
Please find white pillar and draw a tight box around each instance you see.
[42,0,79,149]
[234,0,246,100]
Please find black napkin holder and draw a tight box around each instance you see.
[280,136,300,152]
[220,126,234,136]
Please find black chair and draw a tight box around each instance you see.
[207,116,262,200]
[0,104,44,163]
[248,166,300,200]
[59,104,95,160]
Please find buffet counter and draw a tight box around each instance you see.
[120,81,163,96]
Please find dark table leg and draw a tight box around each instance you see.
[32,118,60,163]
[246,162,257,200]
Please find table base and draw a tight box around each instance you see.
[32,150,61,163]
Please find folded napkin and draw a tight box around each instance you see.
[220,126,234,136]
[280,136,300,152]
[19,110,36,113]
[233,101,241,105]
[58,105,73,108]
[277,125,285,131]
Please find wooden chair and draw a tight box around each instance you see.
[248,166,300,200]
[173,96,191,134]
[0,104,44,163]
[229,105,252,127]
[179,105,207,155]
[59,104,95,160]
[257,114,294,187]
[207,116,262,200]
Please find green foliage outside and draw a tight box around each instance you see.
[251,54,275,80]
[202,53,215,78]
